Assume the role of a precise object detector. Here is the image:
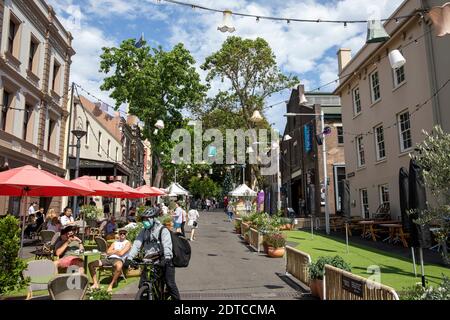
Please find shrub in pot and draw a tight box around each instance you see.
[308,255,351,299]
[234,219,242,234]
[265,232,286,258]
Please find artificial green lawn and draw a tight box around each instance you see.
[285,230,450,292]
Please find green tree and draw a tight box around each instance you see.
[413,125,450,265]
[99,39,207,187]
[188,176,221,199]
[222,169,233,198]
[200,36,298,188]
[0,216,28,295]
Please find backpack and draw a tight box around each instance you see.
[158,227,191,268]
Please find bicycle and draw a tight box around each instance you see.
[132,255,171,300]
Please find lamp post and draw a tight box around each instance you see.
[285,110,330,235]
[70,127,87,224]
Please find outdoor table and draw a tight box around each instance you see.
[358,220,380,241]
[379,224,408,247]
[67,250,99,272]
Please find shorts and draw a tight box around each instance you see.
[174,222,182,229]
[58,256,84,269]
[100,257,123,267]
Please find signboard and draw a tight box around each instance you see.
[342,275,364,297]
[304,124,312,153]
[347,172,355,178]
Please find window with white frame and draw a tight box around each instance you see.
[337,126,344,144]
[370,71,381,103]
[379,184,390,207]
[107,139,111,158]
[98,131,102,154]
[85,121,90,145]
[353,87,361,115]
[374,125,386,161]
[115,146,119,162]
[393,65,406,88]
[356,135,365,167]
[360,189,369,218]
[398,111,412,152]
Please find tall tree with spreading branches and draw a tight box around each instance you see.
[99,39,207,187]
[200,36,298,188]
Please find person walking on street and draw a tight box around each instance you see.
[172,202,183,233]
[181,206,187,237]
[188,209,199,241]
[226,203,235,222]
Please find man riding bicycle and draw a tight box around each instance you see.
[126,208,180,300]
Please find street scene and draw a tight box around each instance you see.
[0,0,449,303]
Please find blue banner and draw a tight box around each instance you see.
[304,124,312,153]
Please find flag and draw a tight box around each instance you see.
[134,33,145,48]
[428,2,450,37]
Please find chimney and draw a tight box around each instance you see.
[337,48,352,74]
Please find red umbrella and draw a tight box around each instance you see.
[0,165,93,256]
[0,165,93,197]
[109,182,147,199]
[136,185,166,197]
[71,176,126,197]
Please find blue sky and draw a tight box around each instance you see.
[47,0,404,132]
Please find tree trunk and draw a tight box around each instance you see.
[152,156,164,188]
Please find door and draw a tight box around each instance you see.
[333,165,346,213]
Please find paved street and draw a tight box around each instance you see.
[114,210,311,300]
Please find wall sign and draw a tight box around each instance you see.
[347,172,355,178]
[304,124,312,153]
[342,275,364,297]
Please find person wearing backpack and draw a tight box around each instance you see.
[127,208,181,300]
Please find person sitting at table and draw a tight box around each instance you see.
[88,228,131,293]
[104,217,117,240]
[53,226,85,273]
[60,207,75,227]
[47,216,62,233]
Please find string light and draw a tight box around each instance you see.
[158,0,427,25]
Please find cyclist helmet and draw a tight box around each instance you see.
[141,208,158,219]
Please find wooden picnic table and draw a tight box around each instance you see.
[379,223,408,248]
[358,220,379,241]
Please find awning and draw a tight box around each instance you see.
[68,157,130,177]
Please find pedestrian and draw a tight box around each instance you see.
[206,199,211,211]
[226,203,235,222]
[180,205,187,237]
[28,202,36,216]
[223,196,229,213]
[103,200,111,219]
[188,208,199,241]
[172,202,183,233]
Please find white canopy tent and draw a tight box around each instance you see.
[165,182,190,196]
[229,184,257,197]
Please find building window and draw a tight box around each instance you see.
[85,121,90,145]
[356,135,365,167]
[8,19,18,55]
[337,126,344,144]
[374,125,386,161]
[115,146,119,162]
[379,184,390,207]
[370,71,381,103]
[1,91,11,131]
[398,111,412,152]
[352,87,361,115]
[360,189,369,219]
[51,60,61,93]
[28,37,39,73]
[393,65,405,88]
[47,119,55,152]
[23,104,33,141]
[98,131,102,154]
[107,140,111,158]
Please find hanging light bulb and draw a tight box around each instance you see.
[153,129,158,135]
[284,134,292,142]
[366,20,390,43]
[247,146,255,154]
[218,10,236,33]
[209,168,213,175]
[250,110,264,123]
[388,50,406,69]
[155,120,165,129]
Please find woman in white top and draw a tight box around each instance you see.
[188,209,200,241]
[60,207,75,227]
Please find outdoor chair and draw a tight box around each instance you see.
[94,236,127,283]
[34,231,58,260]
[371,203,391,221]
[48,274,89,300]
[23,260,57,300]
[40,230,56,243]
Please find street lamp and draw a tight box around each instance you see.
[70,125,87,223]
[284,110,331,235]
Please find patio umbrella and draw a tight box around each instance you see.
[341,180,351,253]
[71,176,125,197]
[136,185,166,197]
[109,182,148,199]
[399,167,417,276]
[408,159,432,287]
[0,165,93,256]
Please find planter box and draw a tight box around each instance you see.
[241,222,250,240]
[249,228,264,253]
[310,279,324,300]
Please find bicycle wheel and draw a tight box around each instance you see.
[135,285,152,300]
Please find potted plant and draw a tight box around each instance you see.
[308,255,351,300]
[265,232,286,258]
[86,287,112,300]
[234,219,242,234]
[80,205,102,223]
